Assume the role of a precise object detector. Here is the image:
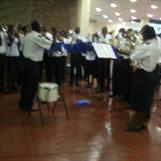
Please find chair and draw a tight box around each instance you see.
[32,82,69,124]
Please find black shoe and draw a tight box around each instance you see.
[86,83,92,88]
[0,88,8,94]
[20,103,40,112]
[21,108,30,112]
[21,108,40,112]
[94,87,101,93]
[125,124,146,132]
[30,108,40,112]
[75,83,80,87]
[69,82,73,86]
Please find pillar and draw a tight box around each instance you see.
[77,0,91,36]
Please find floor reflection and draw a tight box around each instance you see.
[0,82,161,161]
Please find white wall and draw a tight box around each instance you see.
[88,21,106,34]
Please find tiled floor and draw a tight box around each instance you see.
[0,82,161,161]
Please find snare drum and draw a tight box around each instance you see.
[38,83,59,102]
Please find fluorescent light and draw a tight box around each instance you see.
[110,3,117,8]
[130,9,136,13]
[131,16,136,20]
[130,0,137,2]
[96,8,102,12]
[147,14,153,18]
[115,12,120,16]
[108,19,113,23]
[160,18,161,20]
[151,5,158,9]
[103,14,108,19]
[118,17,123,21]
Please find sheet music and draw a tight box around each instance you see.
[92,43,107,58]
[102,44,117,59]
[92,43,117,59]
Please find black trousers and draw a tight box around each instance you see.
[46,57,63,85]
[0,54,7,92]
[19,59,41,110]
[97,58,110,92]
[60,56,66,82]
[112,59,122,96]
[130,68,158,114]
[7,56,20,91]
[119,59,133,102]
[112,59,133,102]
[70,54,81,84]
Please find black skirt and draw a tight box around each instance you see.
[130,68,158,113]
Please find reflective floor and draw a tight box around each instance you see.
[0,82,161,161]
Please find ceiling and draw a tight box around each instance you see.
[90,0,161,23]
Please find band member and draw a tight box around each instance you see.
[6,25,21,93]
[18,25,30,86]
[19,20,52,111]
[45,27,57,82]
[59,30,68,82]
[125,25,161,131]
[48,28,65,86]
[69,27,82,86]
[0,24,8,93]
[85,34,97,88]
[112,28,134,102]
[97,27,113,92]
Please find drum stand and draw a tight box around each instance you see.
[31,89,69,124]
[51,91,69,119]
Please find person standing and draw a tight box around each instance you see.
[6,25,20,93]
[59,30,68,83]
[97,27,113,92]
[69,27,82,86]
[0,24,8,93]
[19,20,52,111]
[126,25,161,131]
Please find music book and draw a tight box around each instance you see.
[92,43,117,59]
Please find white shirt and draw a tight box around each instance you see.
[0,31,7,54]
[98,33,113,44]
[70,32,87,44]
[6,37,20,57]
[130,38,161,72]
[50,39,66,57]
[45,32,53,41]
[22,31,52,62]
[85,51,96,61]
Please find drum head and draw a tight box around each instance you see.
[39,82,58,89]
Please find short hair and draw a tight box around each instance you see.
[102,27,108,32]
[31,20,41,32]
[119,28,126,34]
[74,27,80,34]
[141,25,156,41]
[51,27,57,33]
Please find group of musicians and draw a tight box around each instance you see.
[0,20,161,131]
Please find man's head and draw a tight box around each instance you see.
[74,27,80,34]
[102,27,108,35]
[31,20,41,33]
[141,25,156,41]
